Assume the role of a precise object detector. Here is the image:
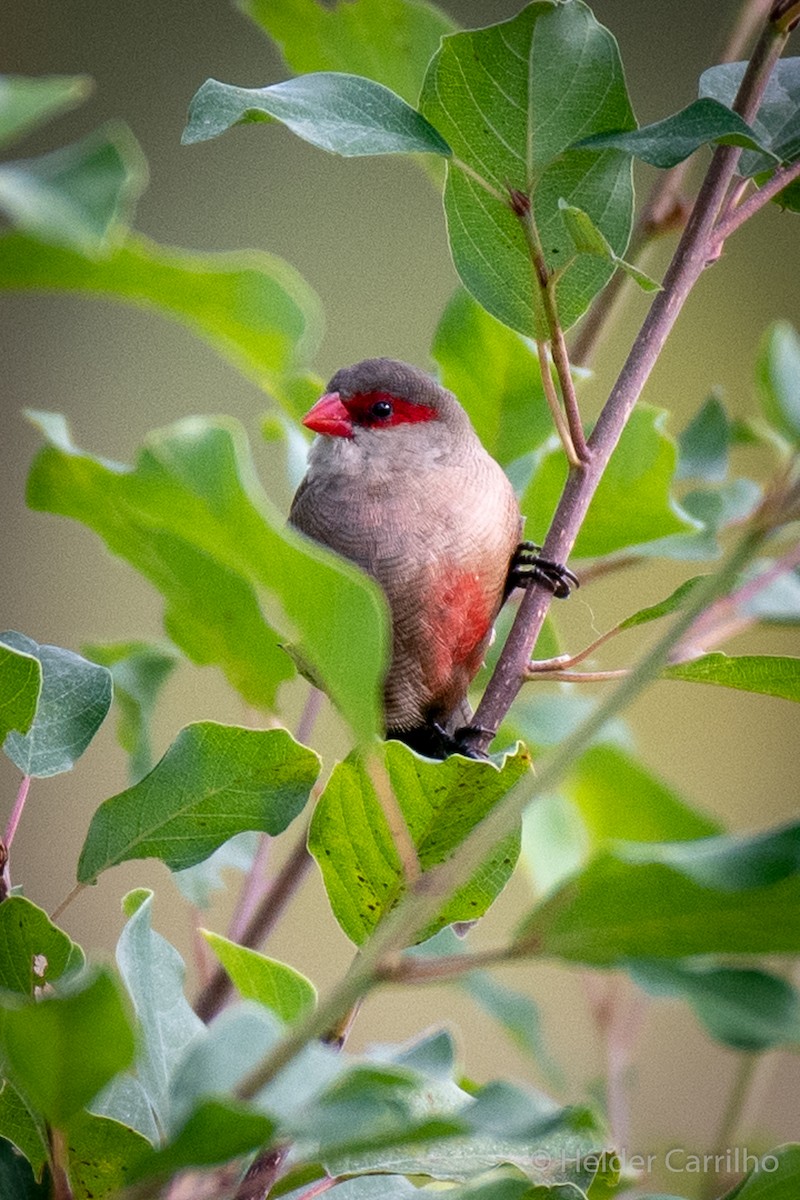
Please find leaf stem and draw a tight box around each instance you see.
[701,1052,761,1200]
[4,773,31,848]
[513,191,589,463]
[536,340,579,465]
[50,881,85,923]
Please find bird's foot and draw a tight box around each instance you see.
[507,541,579,600]
[387,723,490,761]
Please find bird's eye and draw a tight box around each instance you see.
[370,399,393,420]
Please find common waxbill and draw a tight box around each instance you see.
[289,358,576,757]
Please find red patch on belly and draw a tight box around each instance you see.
[435,570,494,677]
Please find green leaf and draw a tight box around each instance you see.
[0,1136,49,1199]
[0,1083,49,1181]
[0,632,112,778]
[563,744,721,845]
[558,201,661,292]
[26,414,388,737]
[0,74,92,149]
[662,653,800,702]
[514,822,800,964]
[431,288,554,465]
[183,73,451,157]
[700,59,800,176]
[0,123,148,254]
[63,1110,151,1200]
[0,232,323,413]
[167,1004,286,1126]
[0,896,84,997]
[0,968,136,1126]
[328,1080,602,1187]
[172,831,260,908]
[636,477,762,561]
[113,892,203,1131]
[521,407,695,556]
[521,742,718,898]
[628,960,800,1051]
[82,641,178,782]
[309,741,530,945]
[419,1,635,337]
[0,643,41,745]
[756,321,800,446]
[617,577,705,632]
[130,1098,275,1182]
[725,1144,800,1200]
[77,723,319,881]
[576,97,774,168]
[202,930,316,1023]
[239,0,456,106]
[676,393,730,481]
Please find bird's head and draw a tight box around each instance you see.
[301,359,472,448]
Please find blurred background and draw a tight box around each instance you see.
[2,0,798,1190]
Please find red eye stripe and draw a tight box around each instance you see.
[344,390,438,428]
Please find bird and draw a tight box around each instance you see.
[289,358,576,758]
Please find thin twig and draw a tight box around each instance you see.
[537,339,579,464]
[194,826,314,1022]
[525,668,630,684]
[701,1054,760,1200]
[512,189,589,462]
[50,882,85,923]
[713,157,800,244]
[4,773,31,847]
[377,944,521,985]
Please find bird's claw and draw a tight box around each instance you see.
[507,540,579,600]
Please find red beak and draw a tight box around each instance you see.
[302,391,354,438]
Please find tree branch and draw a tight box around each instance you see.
[462,7,793,758]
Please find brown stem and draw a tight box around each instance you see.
[513,192,589,462]
[713,156,800,244]
[194,827,313,1022]
[464,11,792,758]
[537,338,579,464]
[378,944,520,984]
[525,668,630,684]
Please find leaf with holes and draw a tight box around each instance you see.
[309,741,530,945]
[0,897,84,997]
